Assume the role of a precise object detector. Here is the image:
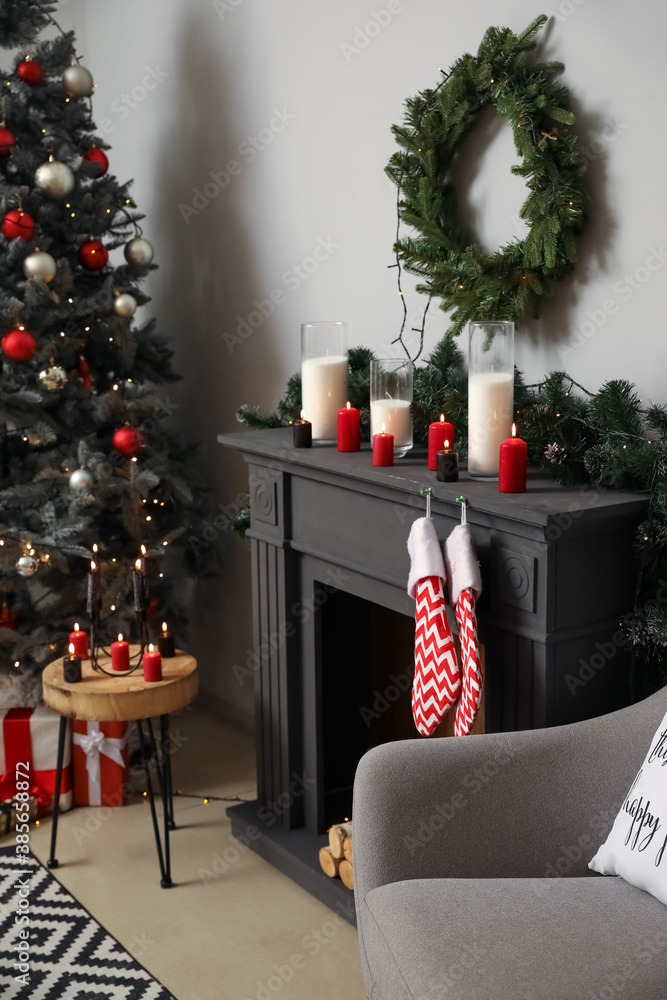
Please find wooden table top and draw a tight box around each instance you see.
[42,646,198,722]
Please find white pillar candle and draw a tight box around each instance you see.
[301,355,348,441]
[468,372,514,477]
[371,399,412,451]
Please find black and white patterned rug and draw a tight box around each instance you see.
[0,847,175,998]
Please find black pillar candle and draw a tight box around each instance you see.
[436,448,459,483]
[158,622,175,657]
[63,648,82,683]
[86,561,101,620]
[292,415,312,448]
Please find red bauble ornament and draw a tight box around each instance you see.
[17,59,44,86]
[2,209,35,241]
[78,239,108,271]
[0,601,19,630]
[0,126,16,158]
[113,425,144,457]
[84,147,109,176]
[78,356,93,388]
[2,328,36,362]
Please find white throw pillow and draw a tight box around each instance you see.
[589,709,667,905]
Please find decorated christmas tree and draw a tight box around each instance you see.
[0,0,212,685]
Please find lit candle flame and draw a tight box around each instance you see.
[140,544,147,556]
[68,642,75,655]
[300,409,305,420]
[162,621,168,633]
[74,622,79,632]
[92,543,98,554]
[381,422,386,434]
[90,560,96,571]
[346,401,351,410]
[440,414,444,422]
[135,559,142,571]
[148,643,154,652]
[118,633,123,643]
[444,439,450,450]
[512,423,517,438]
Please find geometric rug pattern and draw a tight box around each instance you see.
[0,848,175,999]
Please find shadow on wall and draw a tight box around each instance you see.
[149,4,282,723]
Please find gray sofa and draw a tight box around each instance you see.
[353,686,667,1000]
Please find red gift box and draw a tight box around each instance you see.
[72,720,130,807]
[0,707,72,814]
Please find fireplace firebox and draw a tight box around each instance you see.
[219,428,647,922]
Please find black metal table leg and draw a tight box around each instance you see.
[47,716,68,869]
[160,714,176,830]
[136,719,171,887]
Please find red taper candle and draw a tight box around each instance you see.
[428,414,455,470]
[337,401,361,452]
[372,423,394,467]
[69,622,89,659]
[111,633,130,671]
[498,423,528,493]
[143,643,163,682]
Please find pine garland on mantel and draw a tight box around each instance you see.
[237,344,667,694]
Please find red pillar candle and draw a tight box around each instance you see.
[428,414,455,470]
[372,423,394,467]
[69,622,89,659]
[143,643,163,682]
[498,423,528,493]
[337,401,361,452]
[111,633,130,671]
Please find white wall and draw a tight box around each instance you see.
[57,0,667,722]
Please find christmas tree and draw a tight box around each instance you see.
[0,1,212,683]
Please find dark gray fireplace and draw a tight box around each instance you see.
[219,428,647,921]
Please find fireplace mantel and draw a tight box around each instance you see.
[219,428,647,920]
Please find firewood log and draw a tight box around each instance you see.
[328,821,353,859]
[319,846,341,878]
[339,858,354,891]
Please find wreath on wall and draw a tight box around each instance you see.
[236,17,667,695]
[387,13,588,350]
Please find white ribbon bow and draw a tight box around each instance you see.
[73,724,129,791]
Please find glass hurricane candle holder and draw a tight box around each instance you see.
[370,359,413,458]
[467,321,514,480]
[301,321,348,443]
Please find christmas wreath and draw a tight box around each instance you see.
[387,14,588,343]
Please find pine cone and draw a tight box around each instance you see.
[544,442,567,465]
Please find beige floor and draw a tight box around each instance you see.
[27,707,367,1000]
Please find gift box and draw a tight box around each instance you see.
[0,707,72,814]
[73,720,130,807]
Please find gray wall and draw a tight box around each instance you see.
[57,0,667,726]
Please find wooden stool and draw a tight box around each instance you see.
[42,646,198,888]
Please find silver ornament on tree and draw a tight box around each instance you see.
[16,555,38,577]
[114,292,137,317]
[23,249,57,282]
[35,156,75,199]
[124,236,154,267]
[69,468,94,490]
[62,63,94,98]
[38,365,67,391]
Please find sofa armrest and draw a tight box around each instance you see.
[353,687,667,901]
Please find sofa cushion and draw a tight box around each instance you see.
[364,876,667,1000]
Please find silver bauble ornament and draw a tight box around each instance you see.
[114,293,137,317]
[38,366,67,391]
[23,249,57,282]
[69,468,94,490]
[35,159,75,199]
[16,555,38,577]
[62,63,94,98]
[124,237,154,267]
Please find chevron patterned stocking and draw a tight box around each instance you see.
[453,588,482,736]
[407,510,461,737]
[412,575,460,736]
